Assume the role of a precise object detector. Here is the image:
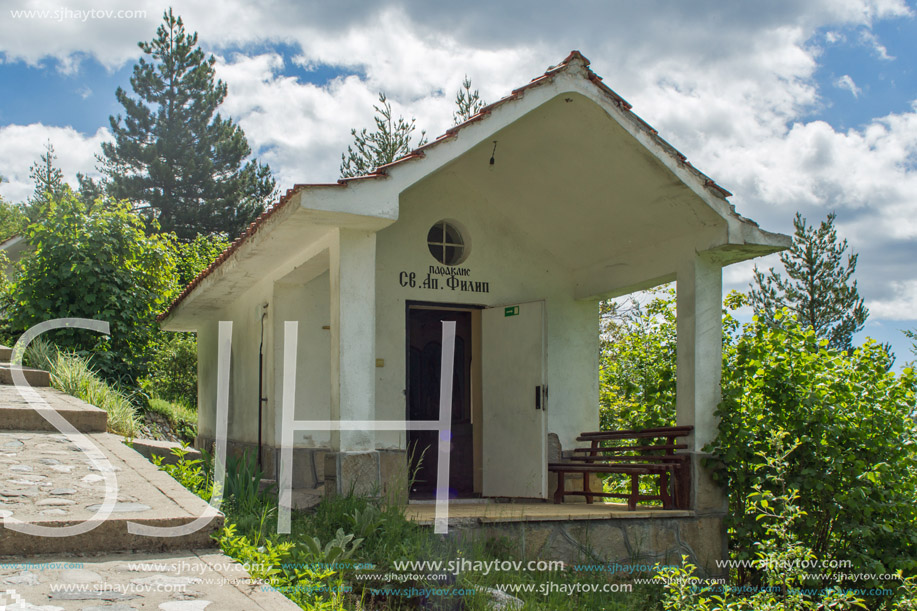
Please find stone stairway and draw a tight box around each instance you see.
[0,345,107,433]
[0,344,301,608]
[0,345,223,555]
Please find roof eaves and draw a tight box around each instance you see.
[159,49,737,322]
[157,184,308,322]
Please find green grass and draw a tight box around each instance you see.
[24,338,139,437]
[145,396,197,442]
[153,448,661,611]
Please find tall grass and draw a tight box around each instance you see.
[24,339,139,437]
[146,396,197,442]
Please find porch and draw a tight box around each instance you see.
[404,500,692,524]
[403,499,719,572]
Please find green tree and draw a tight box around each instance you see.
[0,190,27,243]
[601,289,917,582]
[101,9,275,241]
[2,189,176,383]
[453,75,485,125]
[750,212,867,351]
[599,286,677,431]
[709,300,917,581]
[25,141,67,222]
[76,172,104,208]
[138,233,227,407]
[340,93,427,178]
[170,232,228,287]
[141,332,198,407]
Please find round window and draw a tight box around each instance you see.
[427,220,468,266]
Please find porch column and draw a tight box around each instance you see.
[676,253,727,515]
[325,227,380,496]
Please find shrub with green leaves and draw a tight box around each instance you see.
[141,333,198,407]
[708,306,917,580]
[658,430,917,611]
[2,190,176,384]
[600,286,677,431]
[170,233,229,287]
[601,289,917,579]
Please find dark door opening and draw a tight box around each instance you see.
[406,306,474,499]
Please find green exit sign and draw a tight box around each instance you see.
[505,305,520,317]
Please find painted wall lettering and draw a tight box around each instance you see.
[399,270,489,293]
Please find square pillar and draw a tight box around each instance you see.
[327,228,380,495]
[676,253,727,514]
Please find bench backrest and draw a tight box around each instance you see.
[571,426,694,458]
[576,425,693,443]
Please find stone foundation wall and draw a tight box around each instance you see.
[446,514,726,577]
[196,435,326,489]
[196,436,409,500]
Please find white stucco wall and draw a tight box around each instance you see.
[196,276,273,447]
[374,166,599,451]
[197,173,600,455]
[272,271,332,447]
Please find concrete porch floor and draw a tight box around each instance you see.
[403,500,693,525]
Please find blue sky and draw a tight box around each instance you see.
[1,1,916,364]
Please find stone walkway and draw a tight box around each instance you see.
[0,429,220,555]
[0,347,302,610]
[0,549,300,610]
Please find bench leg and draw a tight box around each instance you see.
[583,472,594,504]
[553,472,565,504]
[659,471,672,509]
[627,473,639,511]
[675,464,691,509]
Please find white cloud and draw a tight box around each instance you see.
[858,29,895,59]
[2,0,917,330]
[835,74,862,97]
[0,124,109,203]
[0,0,159,71]
[869,280,917,320]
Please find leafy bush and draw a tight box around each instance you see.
[170,233,229,287]
[600,286,677,431]
[657,431,917,610]
[2,191,176,384]
[601,289,917,579]
[709,306,917,580]
[140,333,198,407]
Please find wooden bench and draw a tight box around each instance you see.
[548,425,693,510]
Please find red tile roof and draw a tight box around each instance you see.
[158,50,732,322]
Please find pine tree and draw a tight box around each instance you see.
[27,142,66,221]
[76,173,105,209]
[101,9,275,241]
[750,212,868,351]
[340,93,427,179]
[453,75,485,125]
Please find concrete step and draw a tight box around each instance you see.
[0,385,107,433]
[0,363,51,387]
[0,345,11,362]
[128,437,202,466]
[0,549,301,609]
[0,430,222,556]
